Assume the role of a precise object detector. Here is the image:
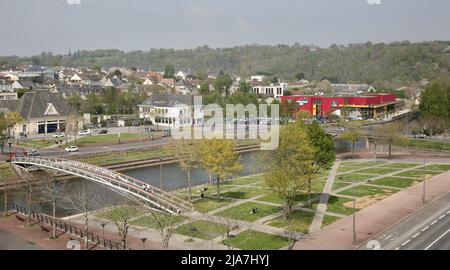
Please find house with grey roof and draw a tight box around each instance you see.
[0,89,81,136]
[138,93,203,128]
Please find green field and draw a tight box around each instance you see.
[418,164,450,172]
[335,173,373,182]
[221,187,266,200]
[224,230,289,250]
[393,170,441,179]
[75,133,148,146]
[176,220,228,240]
[326,196,356,216]
[215,202,281,222]
[338,185,397,198]
[266,210,315,233]
[322,215,340,228]
[354,167,400,175]
[371,177,419,188]
[193,197,234,213]
[382,163,421,169]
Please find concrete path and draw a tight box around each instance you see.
[308,160,340,233]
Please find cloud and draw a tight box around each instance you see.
[66,0,81,5]
[187,6,224,18]
[366,0,382,5]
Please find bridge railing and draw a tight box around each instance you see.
[11,157,193,214]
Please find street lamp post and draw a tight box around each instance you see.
[352,180,357,244]
[140,237,147,250]
[101,222,107,246]
[68,212,72,235]
[422,152,426,203]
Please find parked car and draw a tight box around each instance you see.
[53,132,65,138]
[18,132,27,138]
[78,130,91,136]
[99,129,108,134]
[28,150,40,157]
[414,134,427,139]
[65,146,79,152]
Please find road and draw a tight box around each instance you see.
[0,229,43,250]
[362,192,450,250]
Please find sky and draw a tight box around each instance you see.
[1,0,449,56]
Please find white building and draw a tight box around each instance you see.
[251,75,265,82]
[252,83,287,99]
[139,93,203,128]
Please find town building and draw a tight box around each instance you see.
[138,93,203,128]
[252,83,287,99]
[0,89,81,136]
[280,93,405,119]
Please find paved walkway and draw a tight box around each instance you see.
[293,170,450,250]
[308,160,340,233]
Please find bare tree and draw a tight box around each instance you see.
[102,202,141,250]
[63,181,104,250]
[19,171,38,226]
[37,171,65,239]
[149,210,186,250]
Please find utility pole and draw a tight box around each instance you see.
[352,180,357,244]
[422,151,426,203]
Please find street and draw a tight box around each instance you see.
[362,192,450,250]
[0,229,42,250]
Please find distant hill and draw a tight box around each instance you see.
[1,41,449,86]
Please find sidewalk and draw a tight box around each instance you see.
[293,170,450,250]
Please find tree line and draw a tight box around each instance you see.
[2,41,449,86]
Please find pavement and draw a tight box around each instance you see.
[0,228,43,250]
[361,193,450,250]
[293,170,450,250]
[308,160,340,233]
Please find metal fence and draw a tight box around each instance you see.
[12,203,123,250]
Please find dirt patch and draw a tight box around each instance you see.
[342,194,391,209]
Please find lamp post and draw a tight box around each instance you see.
[352,180,357,244]
[68,212,72,235]
[422,151,426,203]
[101,222,107,246]
[140,237,147,250]
[159,158,163,191]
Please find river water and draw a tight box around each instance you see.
[1,138,366,217]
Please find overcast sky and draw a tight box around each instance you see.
[1,0,449,56]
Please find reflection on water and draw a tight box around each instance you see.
[1,139,367,217]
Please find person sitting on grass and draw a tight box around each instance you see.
[251,207,258,214]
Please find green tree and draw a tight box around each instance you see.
[5,112,24,139]
[0,113,8,154]
[164,64,175,79]
[68,94,83,113]
[170,139,200,202]
[419,82,449,119]
[264,122,315,220]
[304,122,336,204]
[341,127,361,156]
[237,81,253,93]
[213,74,233,96]
[375,122,404,157]
[203,139,243,199]
[198,82,210,95]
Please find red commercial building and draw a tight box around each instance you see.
[280,93,404,119]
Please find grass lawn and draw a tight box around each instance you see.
[266,210,315,234]
[335,173,373,182]
[311,180,326,193]
[132,213,186,229]
[393,170,441,179]
[322,215,340,228]
[337,166,362,173]
[193,197,234,213]
[354,167,401,175]
[222,175,263,186]
[338,185,397,198]
[332,181,351,191]
[215,202,281,222]
[75,133,148,146]
[176,220,228,240]
[224,230,289,250]
[418,164,450,172]
[257,192,317,205]
[382,163,421,169]
[221,187,267,200]
[18,139,55,149]
[326,196,355,216]
[0,163,16,181]
[340,161,386,167]
[371,177,419,188]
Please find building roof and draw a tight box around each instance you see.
[0,90,76,119]
[140,93,197,107]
